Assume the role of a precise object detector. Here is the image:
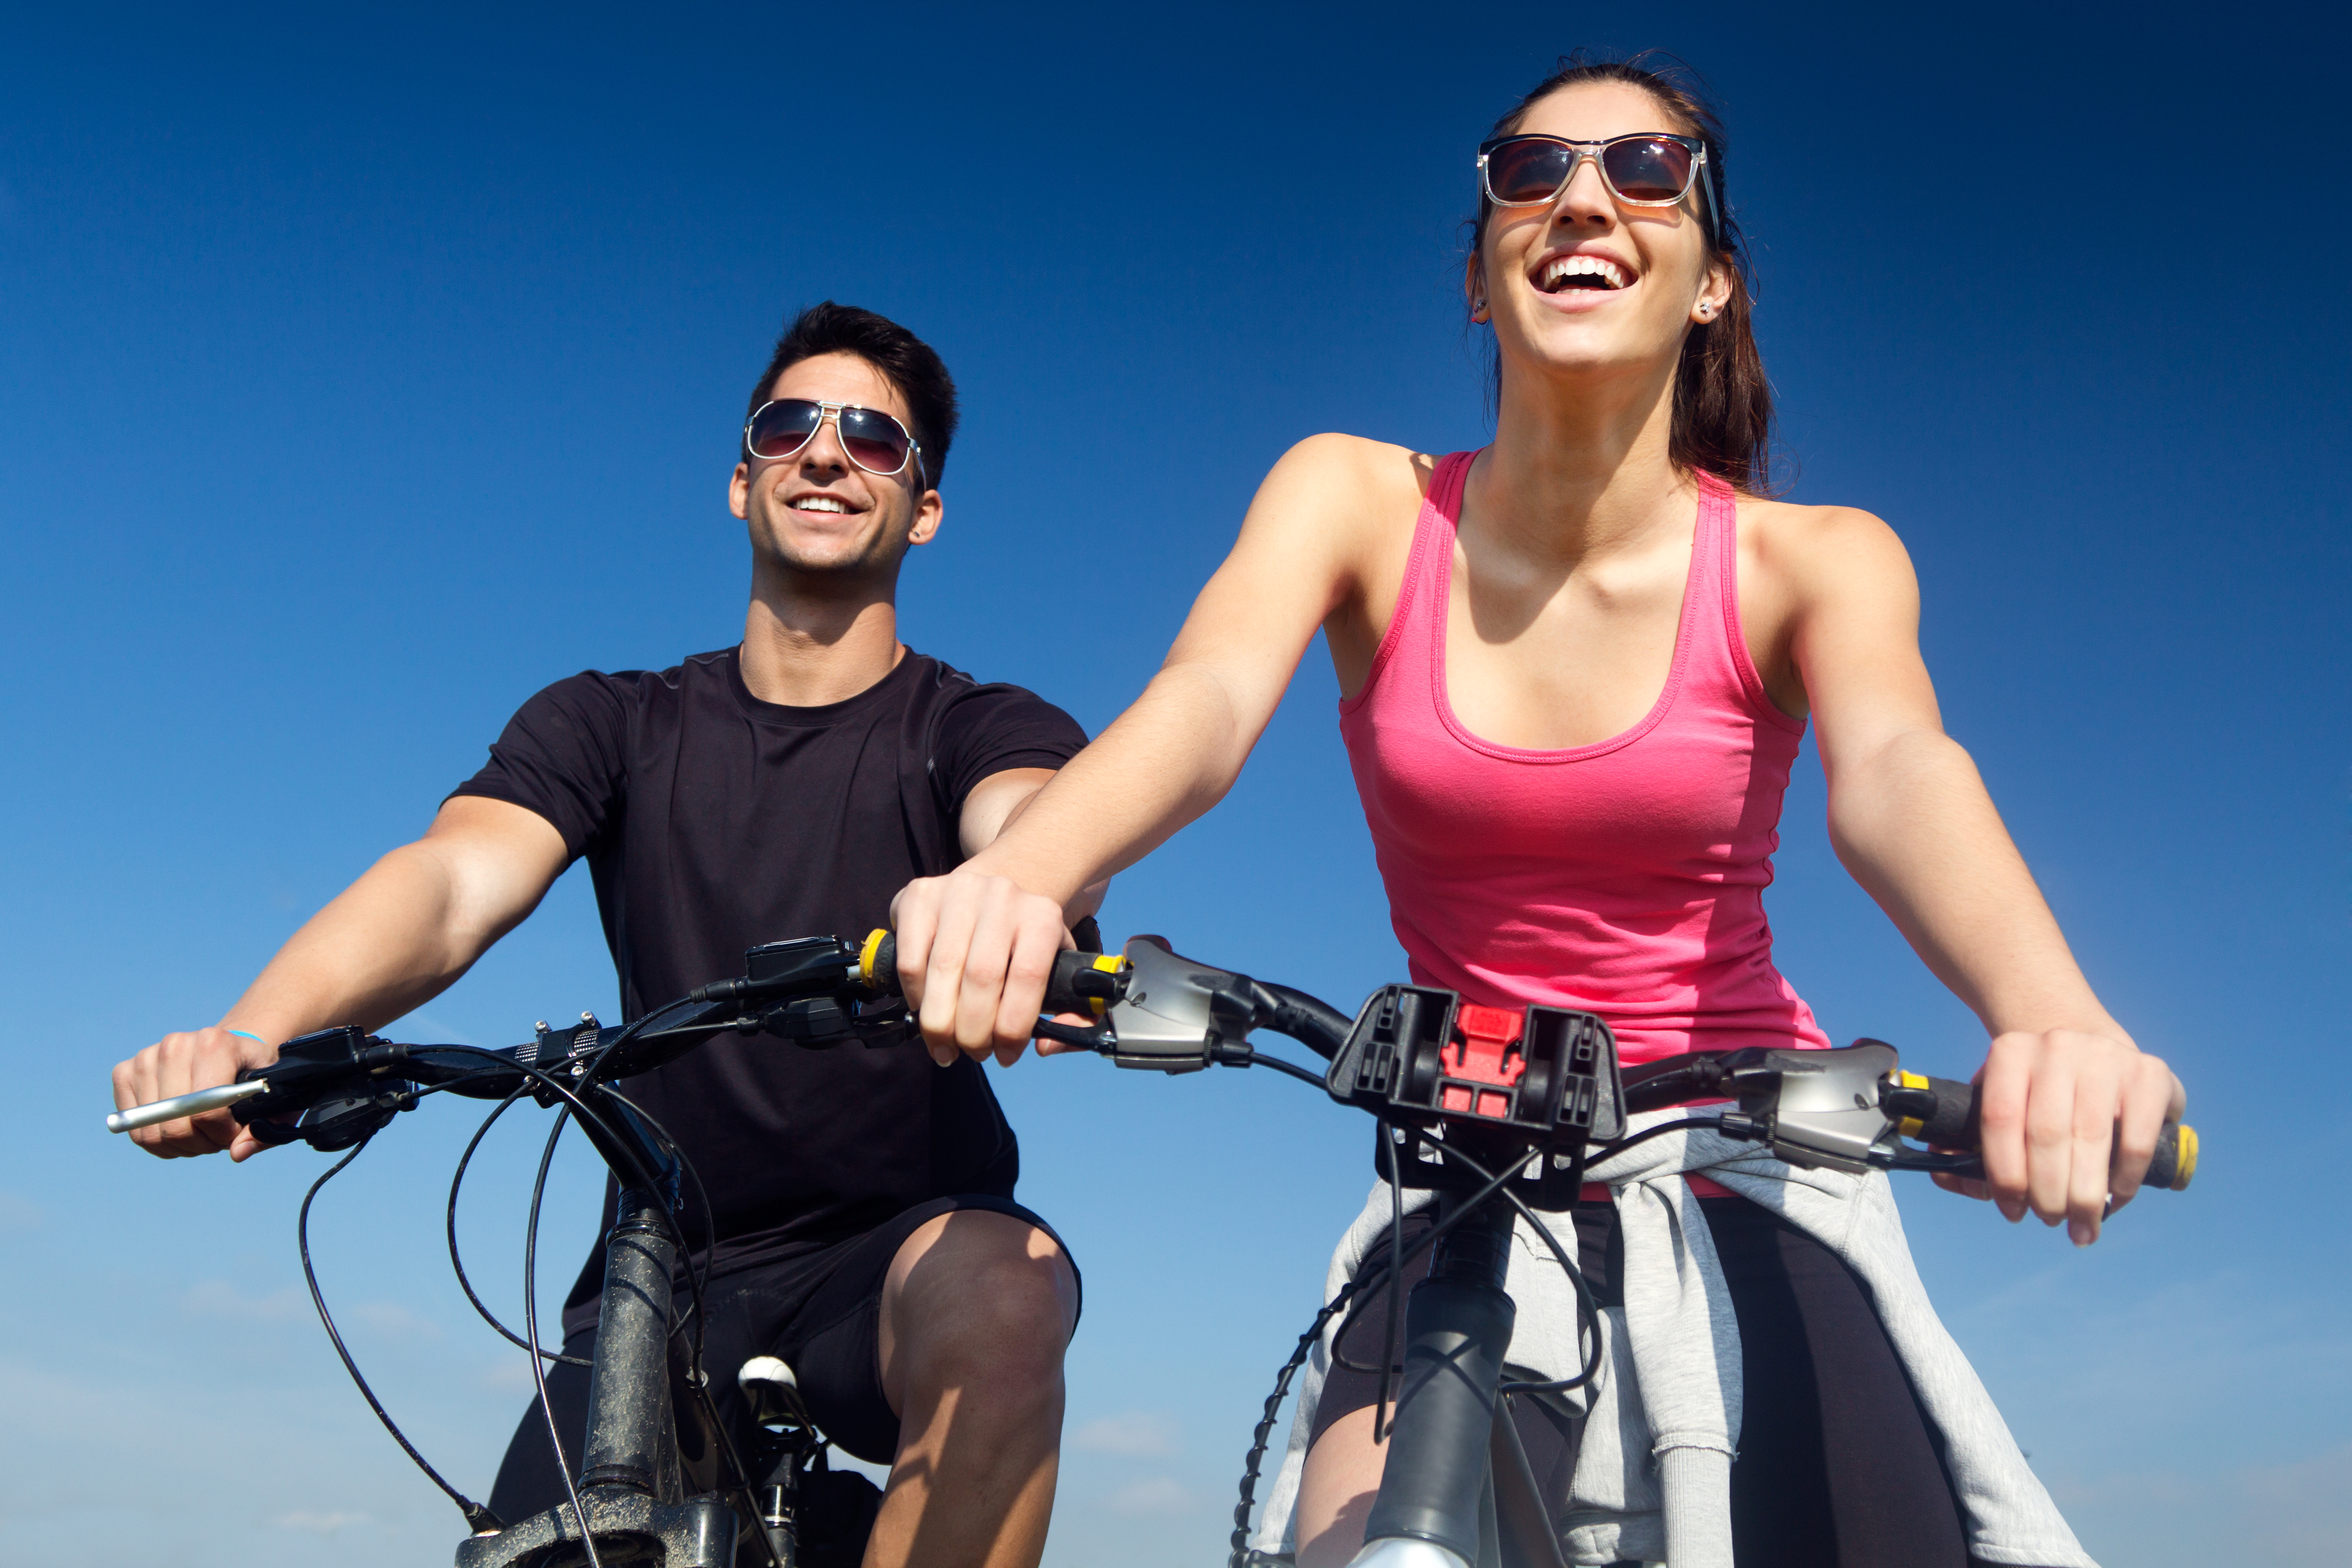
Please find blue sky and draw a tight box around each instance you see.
[3,3,2346,1564]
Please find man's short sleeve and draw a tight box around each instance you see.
[448,671,632,859]
[930,682,1088,814]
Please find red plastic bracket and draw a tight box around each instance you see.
[1439,1003,1526,1119]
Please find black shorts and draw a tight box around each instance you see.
[486,1194,1077,1525]
[1311,1197,1971,1568]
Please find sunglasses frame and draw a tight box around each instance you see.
[743,398,927,488]
[1476,132,1718,246]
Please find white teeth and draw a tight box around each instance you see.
[794,496,849,513]
[1542,255,1628,290]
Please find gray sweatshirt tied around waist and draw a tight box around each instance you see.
[1249,1111,2096,1568]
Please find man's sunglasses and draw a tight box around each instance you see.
[1477,132,1716,244]
[744,399,926,485]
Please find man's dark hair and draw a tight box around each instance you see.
[743,302,960,488]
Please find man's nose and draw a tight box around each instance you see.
[797,412,853,472]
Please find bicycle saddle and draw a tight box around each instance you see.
[738,1355,813,1429]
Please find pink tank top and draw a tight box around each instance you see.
[1338,451,1831,1075]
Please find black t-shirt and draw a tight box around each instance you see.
[450,645,1087,1313]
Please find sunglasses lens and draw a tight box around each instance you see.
[747,400,823,459]
[1601,137,1694,203]
[837,408,913,475]
[1485,139,1575,205]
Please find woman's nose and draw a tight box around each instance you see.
[1551,153,1616,225]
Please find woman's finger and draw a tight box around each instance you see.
[2063,1040,2121,1245]
[2107,1049,2175,1213]
[2021,1037,2080,1227]
[890,877,944,1013]
[916,886,981,1065]
[951,880,1018,1058]
[1975,1035,2034,1223]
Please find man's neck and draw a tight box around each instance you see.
[738,567,907,708]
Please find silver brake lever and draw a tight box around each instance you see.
[106,1078,271,1134]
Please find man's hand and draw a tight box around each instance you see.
[1931,1027,2185,1245]
[891,868,1074,1068]
[112,1025,280,1162]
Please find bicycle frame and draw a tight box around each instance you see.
[457,1084,738,1568]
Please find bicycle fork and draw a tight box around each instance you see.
[457,1182,735,1568]
[1347,1196,1564,1568]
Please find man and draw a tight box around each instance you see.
[111,302,1096,1568]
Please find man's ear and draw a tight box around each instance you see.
[906,489,943,548]
[729,461,751,520]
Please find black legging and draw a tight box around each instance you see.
[1311,1196,1974,1568]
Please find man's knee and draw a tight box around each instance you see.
[882,1210,1077,1402]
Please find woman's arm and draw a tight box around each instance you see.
[1777,506,2184,1244]
[891,435,1403,1061]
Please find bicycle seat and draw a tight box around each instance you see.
[738,1355,813,1429]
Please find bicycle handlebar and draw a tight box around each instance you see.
[109,927,2195,1196]
[1883,1068,2196,1191]
[106,933,916,1150]
[857,931,1127,1019]
[854,931,2198,1199]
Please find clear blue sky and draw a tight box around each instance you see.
[4,4,2346,1565]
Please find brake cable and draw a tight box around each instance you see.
[447,1086,593,1368]
[520,1106,603,1568]
[298,1128,504,1534]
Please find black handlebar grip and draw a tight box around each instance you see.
[1886,1073,2196,1192]
[2141,1123,2196,1192]
[862,931,903,994]
[1891,1073,1981,1148]
[857,930,1129,1016]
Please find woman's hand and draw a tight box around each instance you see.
[891,867,1075,1068]
[1932,1027,2185,1245]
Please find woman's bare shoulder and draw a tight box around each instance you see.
[1262,433,1435,514]
[1734,494,1917,598]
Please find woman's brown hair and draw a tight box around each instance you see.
[1472,51,1776,495]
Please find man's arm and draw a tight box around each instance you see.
[110,795,570,1161]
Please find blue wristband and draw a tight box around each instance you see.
[225,1029,263,1043]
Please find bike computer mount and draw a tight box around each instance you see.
[1329,985,1626,1209]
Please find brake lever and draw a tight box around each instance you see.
[1034,1020,1117,1053]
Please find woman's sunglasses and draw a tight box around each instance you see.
[1477,132,1716,244]
[744,399,926,485]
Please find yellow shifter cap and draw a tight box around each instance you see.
[2171,1125,2199,1190]
[859,928,891,986]
[1085,952,1129,1016]
[1893,1069,1929,1141]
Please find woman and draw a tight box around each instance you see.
[892,53,2180,1568]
